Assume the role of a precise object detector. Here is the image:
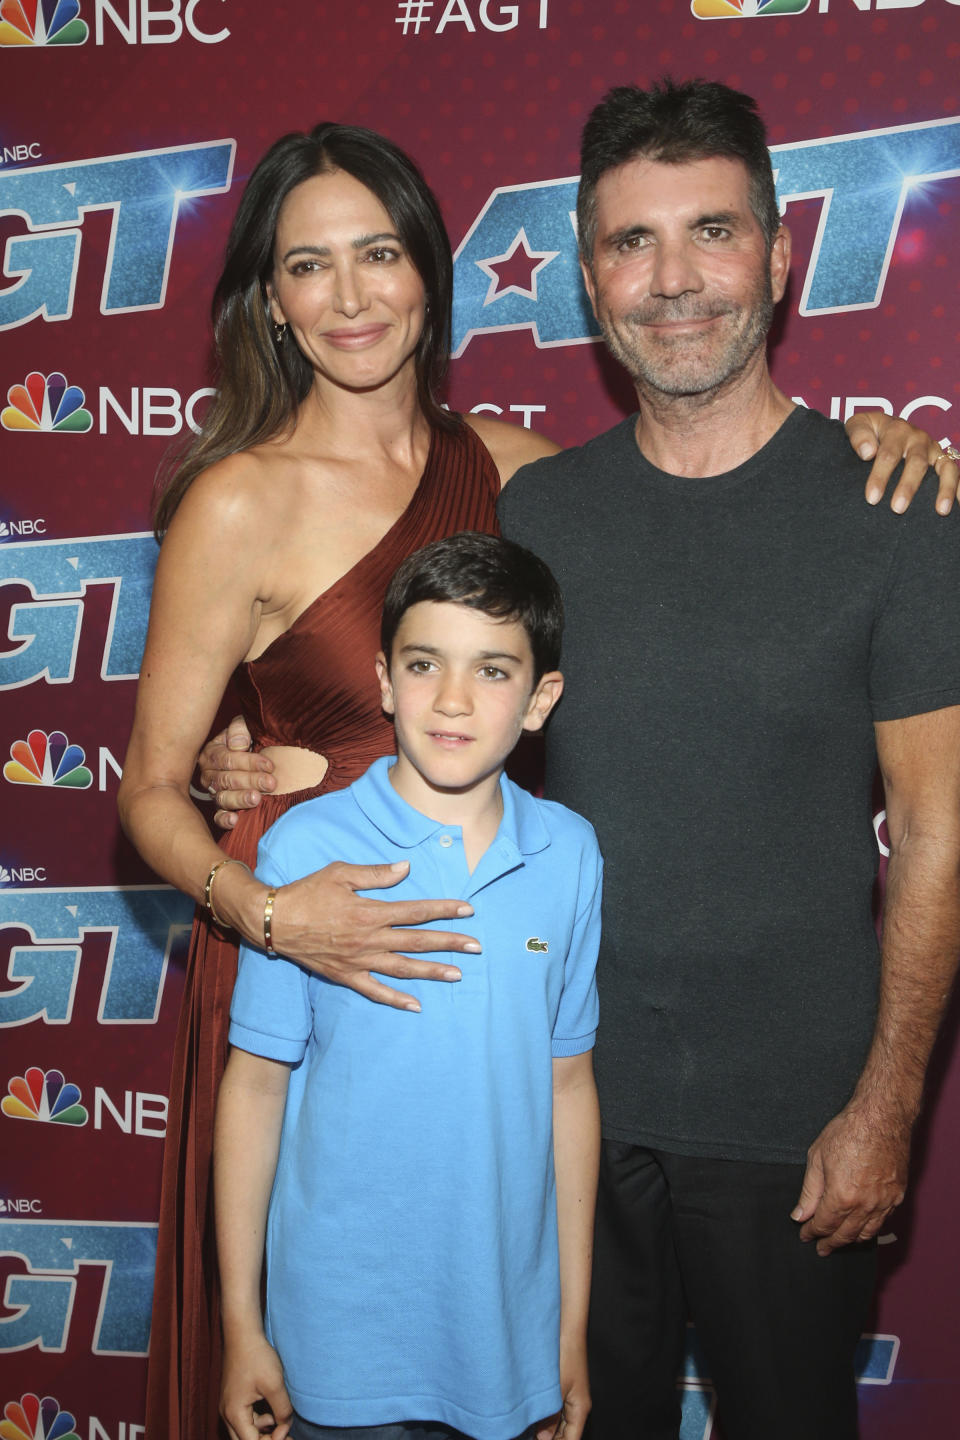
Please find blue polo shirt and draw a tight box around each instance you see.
[229,756,602,1440]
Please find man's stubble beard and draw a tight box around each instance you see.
[599,268,775,402]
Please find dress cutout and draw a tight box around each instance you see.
[144,422,501,1439]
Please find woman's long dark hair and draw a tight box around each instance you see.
[154,123,458,537]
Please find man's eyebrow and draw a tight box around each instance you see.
[602,224,652,250]
[280,233,401,263]
[692,210,740,229]
[602,211,745,249]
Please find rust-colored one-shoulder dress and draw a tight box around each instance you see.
[145,423,500,1440]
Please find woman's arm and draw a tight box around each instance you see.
[462,411,560,487]
[118,457,274,932]
[215,1046,293,1440]
[537,1050,601,1440]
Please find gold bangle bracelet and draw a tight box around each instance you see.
[263,887,278,957]
[204,857,250,928]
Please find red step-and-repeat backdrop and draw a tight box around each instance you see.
[2,2,959,1436]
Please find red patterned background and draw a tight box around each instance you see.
[2,1,959,1435]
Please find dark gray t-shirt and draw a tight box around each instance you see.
[498,406,960,1162]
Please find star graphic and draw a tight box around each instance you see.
[475,228,560,308]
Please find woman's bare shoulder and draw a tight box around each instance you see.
[462,412,561,487]
[168,447,289,540]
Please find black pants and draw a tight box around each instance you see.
[586,1141,878,1440]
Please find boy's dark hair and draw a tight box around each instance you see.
[381,532,563,682]
[577,77,780,265]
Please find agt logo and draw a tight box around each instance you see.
[0,884,192,1027]
[2,370,214,436]
[0,533,158,690]
[0,1220,156,1354]
[0,0,230,46]
[0,139,234,331]
[451,116,960,353]
[4,730,93,789]
[394,0,549,35]
[0,1396,80,1440]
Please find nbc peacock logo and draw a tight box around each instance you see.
[2,1068,89,1126]
[0,1395,81,1440]
[692,0,809,17]
[3,730,93,789]
[0,1,89,46]
[1,372,93,433]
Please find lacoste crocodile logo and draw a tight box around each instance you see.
[525,937,549,953]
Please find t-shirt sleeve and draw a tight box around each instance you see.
[870,493,960,722]
[496,461,539,548]
[552,834,602,1058]
[228,830,313,1064]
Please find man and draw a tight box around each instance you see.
[203,80,960,1440]
[495,79,960,1439]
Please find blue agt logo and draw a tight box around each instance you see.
[0,885,192,1026]
[0,1219,156,1355]
[0,139,234,329]
[0,533,158,688]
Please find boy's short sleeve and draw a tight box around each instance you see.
[551,835,602,1059]
[228,831,313,1064]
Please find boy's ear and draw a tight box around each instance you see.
[375,652,395,715]
[522,670,564,733]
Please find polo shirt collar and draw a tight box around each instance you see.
[351,756,551,858]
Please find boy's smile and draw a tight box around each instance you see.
[376,600,562,823]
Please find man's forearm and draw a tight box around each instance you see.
[794,707,960,1251]
[853,831,960,1123]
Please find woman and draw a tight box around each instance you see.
[119,120,953,1440]
[119,122,552,1440]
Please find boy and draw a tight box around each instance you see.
[215,532,602,1440]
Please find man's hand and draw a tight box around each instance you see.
[845,412,960,515]
[268,861,477,1011]
[198,715,273,829]
[220,1330,293,1440]
[791,1099,910,1256]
